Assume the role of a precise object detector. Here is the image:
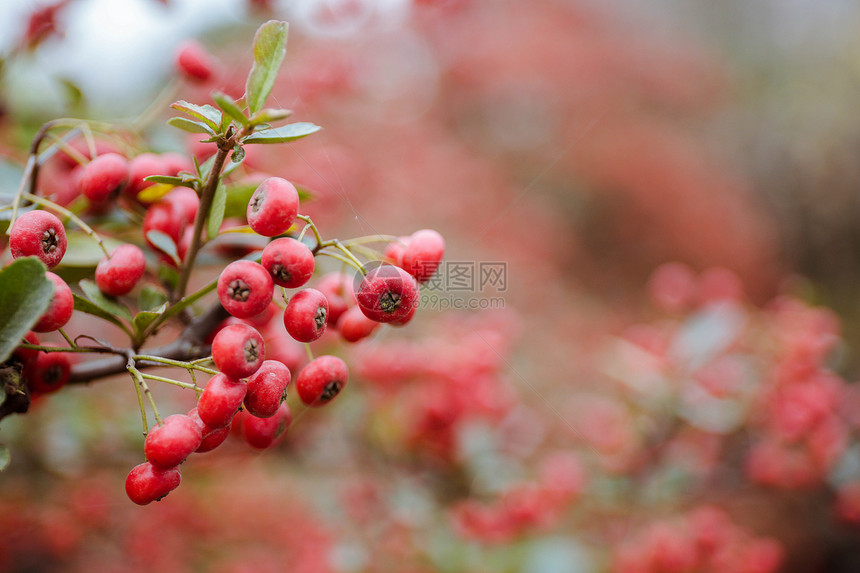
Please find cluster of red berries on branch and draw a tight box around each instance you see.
[0,20,445,505]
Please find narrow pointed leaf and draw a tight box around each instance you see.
[0,258,53,363]
[146,230,181,266]
[170,101,222,131]
[242,122,321,144]
[212,91,249,126]
[73,294,130,333]
[245,20,289,114]
[207,181,227,240]
[79,279,133,322]
[168,117,215,135]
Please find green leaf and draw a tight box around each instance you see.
[59,233,125,267]
[133,302,168,336]
[207,182,227,240]
[146,230,180,266]
[168,117,215,135]
[231,145,246,163]
[242,122,321,144]
[0,258,53,364]
[138,285,168,311]
[0,445,9,472]
[73,294,131,333]
[79,279,133,322]
[170,101,222,131]
[245,20,289,115]
[212,91,249,127]
[158,265,179,291]
[143,175,184,186]
[249,108,293,126]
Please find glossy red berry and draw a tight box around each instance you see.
[337,305,380,342]
[176,40,216,83]
[125,462,181,505]
[23,351,70,395]
[246,177,299,237]
[126,153,167,199]
[13,332,41,365]
[163,187,199,225]
[212,323,266,379]
[401,229,444,283]
[355,264,419,323]
[244,360,291,418]
[217,260,274,319]
[197,373,247,429]
[187,407,231,453]
[384,236,409,266]
[143,199,186,250]
[261,237,315,288]
[79,153,129,203]
[242,403,292,449]
[33,272,73,332]
[284,288,329,343]
[296,355,349,407]
[95,244,146,297]
[144,414,203,469]
[10,210,67,268]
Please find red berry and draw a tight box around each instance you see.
[211,323,265,379]
[144,414,203,468]
[246,177,299,237]
[23,351,70,395]
[176,40,216,83]
[261,237,315,288]
[13,332,41,365]
[284,288,329,343]
[217,260,274,319]
[355,264,419,323]
[125,462,181,505]
[401,229,444,283]
[296,355,349,407]
[143,199,186,248]
[126,153,167,199]
[389,300,417,327]
[187,407,231,453]
[244,360,291,418]
[197,373,247,429]
[33,272,73,332]
[242,403,292,449]
[95,244,146,297]
[384,236,409,266]
[337,305,379,342]
[79,153,129,203]
[243,301,279,329]
[161,152,194,177]
[163,187,199,225]
[10,210,67,268]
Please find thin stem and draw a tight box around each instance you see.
[316,250,365,275]
[175,131,234,301]
[319,239,366,275]
[18,343,114,354]
[128,366,150,436]
[297,214,323,248]
[129,365,161,425]
[304,343,314,363]
[342,234,398,246]
[133,354,218,375]
[140,373,200,391]
[22,192,109,257]
[58,328,76,348]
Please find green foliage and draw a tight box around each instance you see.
[73,294,131,335]
[0,258,53,364]
[212,92,249,127]
[78,279,132,322]
[145,230,180,266]
[242,123,321,144]
[206,182,227,240]
[245,20,289,115]
[167,117,215,135]
[170,101,222,132]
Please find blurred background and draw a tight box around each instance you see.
[2,0,860,571]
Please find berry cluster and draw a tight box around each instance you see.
[1,21,445,506]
